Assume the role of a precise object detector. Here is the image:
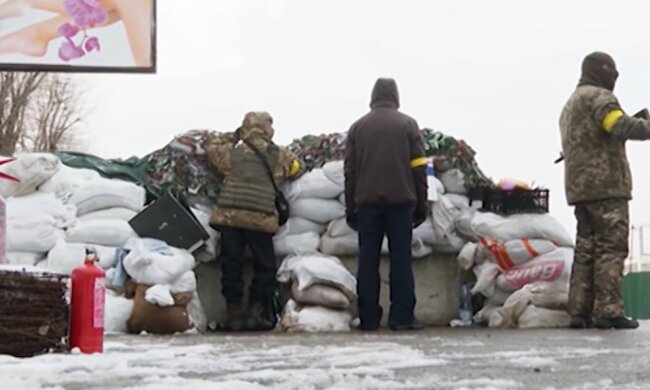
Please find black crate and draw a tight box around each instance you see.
[469,187,549,215]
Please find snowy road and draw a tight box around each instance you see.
[2,324,650,390]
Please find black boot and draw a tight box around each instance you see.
[569,316,592,329]
[222,303,246,332]
[593,317,640,330]
[245,301,275,331]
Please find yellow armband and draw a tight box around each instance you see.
[602,110,624,132]
[410,157,427,168]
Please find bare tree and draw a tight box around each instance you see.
[0,72,86,156]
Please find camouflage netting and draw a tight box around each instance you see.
[287,129,493,189]
[0,270,69,358]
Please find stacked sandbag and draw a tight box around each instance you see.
[453,211,575,329]
[277,253,356,332]
[0,154,61,198]
[276,163,345,256]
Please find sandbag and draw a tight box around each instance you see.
[322,161,345,189]
[79,207,138,222]
[66,219,135,247]
[471,262,499,297]
[413,217,435,245]
[126,284,192,335]
[457,242,478,271]
[431,195,460,243]
[471,212,574,248]
[277,253,357,301]
[69,178,146,215]
[496,248,573,292]
[445,194,471,210]
[6,252,45,266]
[319,234,358,257]
[276,217,326,239]
[287,168,343,200]
[430,233,466,254]
[47,240,117,274]
[7,215,61,253]
[517,305,571,329]
[0,153,60,197]
[439,169,467,194]
[190,207,220,263]
[104,292,134,334]
[480,238,558,271]
[145,285,175,307]
[291,282,351,310]
[427,174,445,202]
[326,218,356,238]
[290,198,345,224]
[6,192,77,228]
[280,299,352,332]
[273,232,321,257]
[38,165,100,202]
[122,238,196,285]
[455,211,479,241]
[170,270,197,294]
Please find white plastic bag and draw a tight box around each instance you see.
[79,208,138,222]
[322,161,345,189]
[6,192,77,228]
[480,238,558,271]
[280,299,352,332]
[291,282,351,310]
[66,219,135,247]
[471,212,574,248]
[69,178,146,215]
[122,238,195,285]
[439,169,467,195]
[517,305,571,329]
[273,232,321,257]
[6,252,45,266]
[190,207,220,263]
[104,292,134,334]
[7,215,61,253]
[496,248,573,292]
[38,165,100,202]
[277,253,357,300]
[0,153,60,198]
[276,217,326,239]
[145,285,175,307]
[170,270,197,293]
[47,240,117,274]
[290,198,346,224]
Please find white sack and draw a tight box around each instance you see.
[457,242,478,271]
[431,195,460,243]
[412,239,433,258]
[6,252,45,266]
[480,238,558,271]
[170,270,197,294]
[471,262,500,297]
[66,219,135,247]
[277,253,356,300]
[471,212,574,248]
[0,153,60,198]
[430,233,466,254]
[190,207,220,263]
[496,248,573,292]
[291,282,351,310]
[455,211,479,242]
[79,207,137,222]
[439,169,467,195]
[445,194,471,210]
[319,234,358,257]
[273,232,321,257]
[290,198,345,224]
[322,161,345,189]
[427,175,445,202]
[122,239,195,285]
[288,168,343,200]
[280,299,352,333]
[413,217,436,245]
[104,292,134,334]
[69,178,146,215]
[6,192,77,228]
[276,217,326,239]
[145,284,175,307]
[326,218,356,238]
[47,240,117,274]
[517,305,571,329]
[7,215,61,253]
[38,165,100,202]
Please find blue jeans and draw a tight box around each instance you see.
[357,204,416,328]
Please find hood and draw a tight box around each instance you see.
[237,111,275,147]
[578,52,619,91]
[370,78,400,109]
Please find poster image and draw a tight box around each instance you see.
[0,0,156,73]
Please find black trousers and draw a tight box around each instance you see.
[357,204,416,328]
[219,227,276,306]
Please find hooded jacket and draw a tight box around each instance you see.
[560,52,650,204]
[208,112,301,233]
[344,78,427,210]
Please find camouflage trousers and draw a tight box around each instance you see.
[569,198,629,319]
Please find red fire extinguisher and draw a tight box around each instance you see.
[70,248,105,354]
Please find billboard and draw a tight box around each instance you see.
[0,0,156,73]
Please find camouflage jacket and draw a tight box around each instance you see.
[560,85,650,204]
[207,116,302,234]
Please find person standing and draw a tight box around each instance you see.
[344,78,428,331]
[560,52,650,329]
[208,111,302,331]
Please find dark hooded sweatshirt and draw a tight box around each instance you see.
[344,78,427,210]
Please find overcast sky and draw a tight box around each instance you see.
[73,0,650,248]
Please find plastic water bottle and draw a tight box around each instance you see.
[459,284,474,325]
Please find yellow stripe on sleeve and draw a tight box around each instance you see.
[602,110,624,132]
[410,157,427,168]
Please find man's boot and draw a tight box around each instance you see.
[593,317,639,330]
[222,302,246,332]
[569,316,592,329]
[245,301,275,331]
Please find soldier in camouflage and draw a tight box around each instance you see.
[207,111,302,331]
[560,52,650,329]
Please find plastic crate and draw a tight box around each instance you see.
[469,187,549,215]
